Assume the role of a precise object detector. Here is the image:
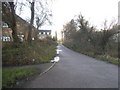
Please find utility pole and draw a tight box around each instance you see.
[61,30,64,42]
[55,31,57,41]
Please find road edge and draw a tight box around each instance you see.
[39,62,56,76]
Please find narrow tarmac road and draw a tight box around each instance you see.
[23,44,118,88]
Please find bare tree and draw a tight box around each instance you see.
[63,19,77,48]
[27,0,35,43]
[98,20,117,54]
[34,0,52,40]
[17,0,52,41]
[35,13,49,40]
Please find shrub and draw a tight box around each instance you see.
[2,40,57,66]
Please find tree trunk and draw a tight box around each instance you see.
[27,1,35,43]
[6,2,19,42]
[34,27,39,40]
[11,26,19,42]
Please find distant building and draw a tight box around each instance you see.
[37,30,51,39]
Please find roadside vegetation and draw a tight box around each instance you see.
[2,1,57,88]
[2,67,38,88]
[63,14,119,65]
[2,38,57,66]
[2,38,57,88]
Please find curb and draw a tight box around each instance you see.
[13,62,56,88]
[39,62,56,76]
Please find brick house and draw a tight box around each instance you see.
[2,15,36,42]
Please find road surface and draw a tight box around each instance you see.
[23,44,118,88]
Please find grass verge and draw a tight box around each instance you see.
[95,55,119,65]
[2,67,38,88]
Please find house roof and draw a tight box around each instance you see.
[16,15,37,31]
[16,15,28,24]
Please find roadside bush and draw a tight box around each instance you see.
[2,40,57,66]
[63,14,118,65]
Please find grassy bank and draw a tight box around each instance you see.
[2,39,57,66]
[2,39,57,88]
[2,67,38,88]
[82,52,119,65]
[63,44,119,65]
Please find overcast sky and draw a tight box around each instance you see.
[17,0,119,39]
[49,0,119,39]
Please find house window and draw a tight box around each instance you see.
[2,23,8,28]
[2,36,10,41]
[43,32,45,35]
[7,37,10,41]
[3,37,6,41]
[47,32,49,35]
[32,38,34,40]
